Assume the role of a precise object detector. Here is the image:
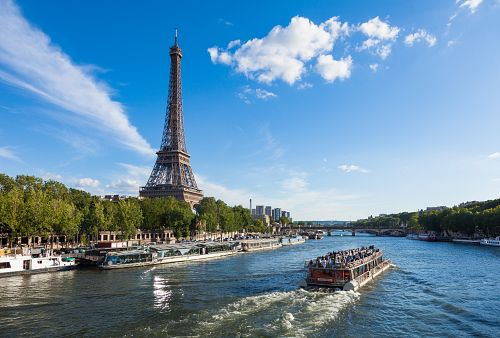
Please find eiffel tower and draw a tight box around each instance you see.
[140,31,203,207]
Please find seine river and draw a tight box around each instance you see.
[1,235,499,337]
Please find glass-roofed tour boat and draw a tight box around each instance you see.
[303,245,391,291]
[98,242,239,270]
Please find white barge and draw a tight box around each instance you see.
[0,247,77,278]
[280,235,305,246]
[239,238,282,252]
[480,236,500,247]
[99,242,239,269]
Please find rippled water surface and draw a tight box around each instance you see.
[1,236,499,337]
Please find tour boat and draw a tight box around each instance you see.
[0,247,77,278]
[303,246,391,291]
[240,238,282,252]
[308,230,324,240]
[99,242,239,269]
[280,235,306,246]
[480,237,500,247]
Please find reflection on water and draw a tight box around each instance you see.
[0,237,499,337]
[153,275,173,311]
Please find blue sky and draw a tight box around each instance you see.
[1,0,499,220]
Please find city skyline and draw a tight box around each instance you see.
[1,0,500,220]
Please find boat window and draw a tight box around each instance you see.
[0,262,11,269]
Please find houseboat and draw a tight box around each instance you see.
[280,235,306,246]
[480,236,500,247]
[303,246,391,291]
[98,242,239,269]
[0,247,77,278]
[239,238,281,252]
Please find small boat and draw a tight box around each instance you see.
[303,245,391,291]
[280,235,306,246]
[406,234,419,240]
[480,237,500,247]
[417,233,436,242]
[0,247,77,278]
[240,238,282,252]
[452,238,480,245]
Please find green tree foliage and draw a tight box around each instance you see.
[353,199,500,236]
[0,173,269,246]
[117,199,143,240]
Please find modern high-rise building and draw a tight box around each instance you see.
[140,32,203,207]
[272,208,281,221]
[256,205,264,216]
[265,206,272,216]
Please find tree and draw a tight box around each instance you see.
[280,216,290,226]
[85,198,105,242]
[232,205,253,231]
[52,200,81,245]
[195,197,219,232]
[0,187,24,241]
[22,189,53,240]
[117,199,142,240]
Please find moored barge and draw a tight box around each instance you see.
[304,246,391,291]
[0,247,77,278]
[240,238,282,252]
[99,242,239,269]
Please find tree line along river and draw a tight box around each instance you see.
[1,235,499,337]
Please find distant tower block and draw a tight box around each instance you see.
[140,32,203,207]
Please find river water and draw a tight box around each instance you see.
[1,235,499,337]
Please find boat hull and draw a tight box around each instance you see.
[0,264,77,278]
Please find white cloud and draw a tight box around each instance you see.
[447,39,459,47]
[315,55,352,82]
[227,40,241,49]
[457,0,483,13]
[338,164,369,173]
[118,162,151,179]
[297,82,313,90]
[255,88,277,100]
[488,152,500,159]
[369,63,379,72]
[196,174,359,220]
[208,15,349,85]
[105,179,140,194]
[404,29,437,47]
[0,146,20,161]
[77,177,100,188]
[359,17,399,40]
[237,86,277,103]
[357,17,399,60]
[281,177,307,191]
[0,0,154,156]
[207,47,232,65]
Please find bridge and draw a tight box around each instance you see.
[295,226,407,237]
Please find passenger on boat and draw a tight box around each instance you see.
[310,246,379,269]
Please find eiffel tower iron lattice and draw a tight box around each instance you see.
[139,32,203,207]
